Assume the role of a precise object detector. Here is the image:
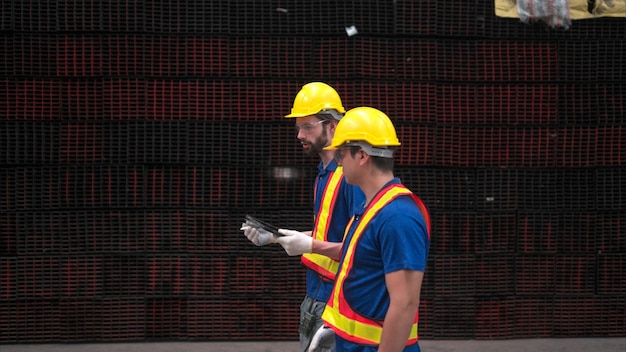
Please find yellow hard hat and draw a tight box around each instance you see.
[325,107,401,151]
[285,82,345,119]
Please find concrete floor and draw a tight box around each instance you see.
[1,338,625,352]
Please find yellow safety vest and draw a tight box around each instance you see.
[301,167,345,280]
[322,184,431,346]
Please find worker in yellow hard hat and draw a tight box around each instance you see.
[309,107,431,352]
[241,83,364,352]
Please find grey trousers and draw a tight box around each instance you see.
[299,295,335,352]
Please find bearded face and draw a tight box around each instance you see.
[295,117,333,157]
[300,126,331,157]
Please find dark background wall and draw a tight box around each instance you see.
[1,0,624,343]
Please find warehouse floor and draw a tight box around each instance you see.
[2,338,625,352]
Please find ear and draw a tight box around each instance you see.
[358,150,369,166]
[327,120,338,133]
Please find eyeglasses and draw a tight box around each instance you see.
[334,146,360,163]
[294,120,327,133]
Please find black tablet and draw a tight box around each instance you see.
[244,215,283,236]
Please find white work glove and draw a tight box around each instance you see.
[308,325,335,352]
[276,229,313,256]
[240,222,278,246]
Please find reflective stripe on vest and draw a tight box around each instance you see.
[301,167,345,280]
[322,184,431,346]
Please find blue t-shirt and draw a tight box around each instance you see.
[306,160,364,301]
[335,178,430,351]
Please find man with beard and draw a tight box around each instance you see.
[241,82,364,352]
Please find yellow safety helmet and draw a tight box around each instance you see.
[285,82,345,120]
[325,107,400,157]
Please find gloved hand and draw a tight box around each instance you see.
[307,325,335,352]
[240,222,278,246]
[276,229,313,256]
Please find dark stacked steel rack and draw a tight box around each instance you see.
[1,0,624,343]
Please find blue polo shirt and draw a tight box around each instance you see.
[306,160,364,302]
[335,178,430,352]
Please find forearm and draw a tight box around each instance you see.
[378,301,419,352]
[312,239,342,260]
[379,270,424,352]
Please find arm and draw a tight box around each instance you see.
[276,229,343,259]
[303,230,343,259]
[378,269,424,352]
[301,229,343,259]
[312,239,342,260]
